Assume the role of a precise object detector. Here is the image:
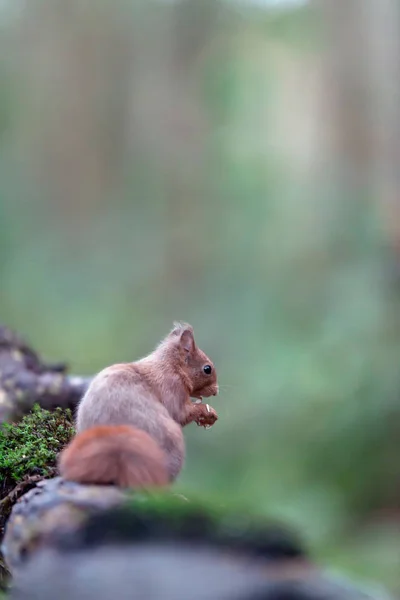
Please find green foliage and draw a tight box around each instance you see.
[0,405,74,486]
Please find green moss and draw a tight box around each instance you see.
[0,404,75,486]
[73,491,307,563]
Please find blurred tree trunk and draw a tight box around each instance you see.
[13,0,132,225]
[126,1,220,288]
[364,0,400,264]
[320,0,400,267]
[320,0,373,192]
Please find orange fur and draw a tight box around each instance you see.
[58,425,169,488]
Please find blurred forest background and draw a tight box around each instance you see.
[0,0,399,594]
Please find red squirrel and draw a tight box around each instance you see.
[58,323,219,487]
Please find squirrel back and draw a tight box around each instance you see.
[59,425,169,488]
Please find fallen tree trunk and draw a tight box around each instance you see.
[0,324,92,587]
[0,325,91,424]
[5,484,388,600]
[2,477,126,577]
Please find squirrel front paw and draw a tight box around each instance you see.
[194,403,218,428]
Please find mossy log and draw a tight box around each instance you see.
[0,323,94,589]
[2,477,126,575]
[6,490,391,600]
[0,405,76,521]
[0,325,91,424]
[3,480,307,576]
[0,406,77,588]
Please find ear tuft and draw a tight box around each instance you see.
[172,321,193,334]
[171,322,195,353]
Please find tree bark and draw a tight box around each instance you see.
[0,325,91,424]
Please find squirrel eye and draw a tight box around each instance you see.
[203,364,212,375]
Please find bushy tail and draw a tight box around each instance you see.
[58,425,169,488]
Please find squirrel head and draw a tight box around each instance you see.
[160,322,218,400]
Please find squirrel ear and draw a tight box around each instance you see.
[171,322,195,353]
[179,328,195,353]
